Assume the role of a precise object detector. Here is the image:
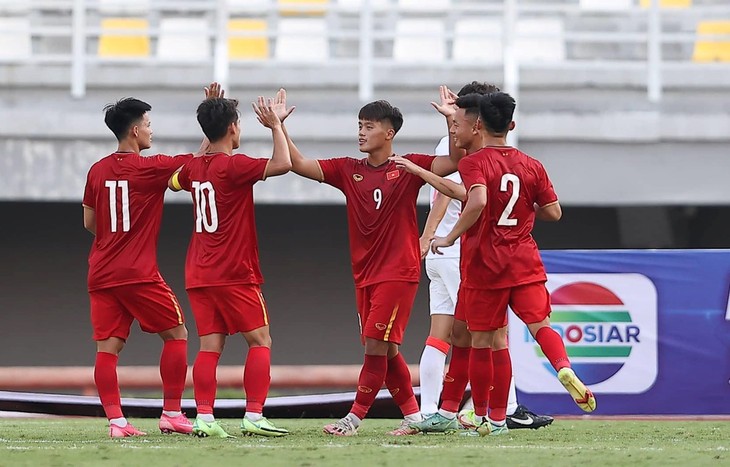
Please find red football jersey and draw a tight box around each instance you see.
[83,152,192,291]
[177,153,269,289]
[458,146,558,289]
[318,154,436,287]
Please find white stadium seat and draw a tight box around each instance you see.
[579,0,633,10]
[98,0,149,15]
[453,18,503,64]
[397,0,450,13]
[275,18,328,62]
[516,18,565,62]
[157,18,211,61]
[0,17,32,60]
[393,19,446,63]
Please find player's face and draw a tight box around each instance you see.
[133,113,152,150]
[358,119,393,153]
[450,108,479,151]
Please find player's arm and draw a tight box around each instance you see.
[83,205,96,236]
[419,191,450,258]
[535,200,562,222]
[430,85,466,177]
[431,186,486,255]
[252,95,291,178]
[390,155,466,201]
[168,169,183,192]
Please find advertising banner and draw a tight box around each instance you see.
[511,250,730,415]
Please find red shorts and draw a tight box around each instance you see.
[89,281,185,341]
[188,284,269,336]
[454,286,467,322]
[463,281,551,332]
[355,281,418,345]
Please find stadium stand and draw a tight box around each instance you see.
[393,18,446,63]
[157,17,211,61]
[693,20,730,62]
[228,19,270,60]
[275,17,329,62]
[97,17,150,58]
[0,17,32,60]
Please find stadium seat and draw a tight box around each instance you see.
[227,0,269,14]
[0,17,31,60]
[98,18,150,58]
[393,19,446,63]
[452,18,503,64]
[157,18,211,61]
[639,0,692,8]
[0,0,30,14]
[98,0,149,15]
[579,0,632,10]
[279,0,329,16]
[229,19,269,60]
[397,0,450,13]
[337,0,388,11]
[516,18,565,62]
[275,18,328,62]
[693,20,730,62]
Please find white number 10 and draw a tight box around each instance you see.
[105,180,130,233]
[373,188,382,210]
[498,174,520,226]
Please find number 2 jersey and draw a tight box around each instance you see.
[82,152,192,291]
[176,152,269,289]
[317,154,436,287]
[458,146,558,290]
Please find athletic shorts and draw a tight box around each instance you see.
[187,284,269,336]
[425,257,460,316]
[454,286,467,322]
[355,281,418,345]
[463,281,551,332]
[89,281,185,341]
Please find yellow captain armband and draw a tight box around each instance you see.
[171,172,182,191]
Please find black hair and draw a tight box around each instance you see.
[454,93,483,119]
[103,98,151,141]
[479,92,516,135]
[457,81,500,97]
[197,97,240,142]
[358,100,403,134]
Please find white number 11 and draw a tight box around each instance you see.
[105,180,130,233]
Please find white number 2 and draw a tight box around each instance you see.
[192,181,219,233]
[498,174,520,226]
[373,188,382,210]
[105,180,130,232]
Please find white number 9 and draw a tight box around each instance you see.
[373,188,382,210]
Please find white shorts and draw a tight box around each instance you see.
[425,256,461,316]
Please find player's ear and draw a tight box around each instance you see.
[508,121,516,131]
[385,127,396,141]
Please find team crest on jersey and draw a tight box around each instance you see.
[386,170,400,180]
[353,174,364,182]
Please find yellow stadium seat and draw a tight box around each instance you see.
[640,0,692,8]
[693,21,730,62]
[278,0,328,16]
[98,18,150,57]
[228,19,269,59]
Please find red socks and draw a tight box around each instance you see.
[160,339,188,412]
[94,351,123,419]
[535,326,571,371]
[244,346,271,415]
[489,349,512,422]
[385,353,419,417]
[350,354,387,420]
[469,347,493,418]
[193,351,220,415]
[441,345,470,413]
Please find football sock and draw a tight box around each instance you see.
[469,347,493,418]
[489,349,512,422]
[244,346,271,415]
[535,326,571,371]
[245,412,263,422]
[109,417,127,427]
[440,345,470,413]
[506,375,518,416]
[437,409,457,419]
[345,413,362,428]
[385,353,420,418]
[94,351,123,420]
[197,413,215,423]
[162,411,182,417]
[193,351,220,416]
[350,354,387,420]
[160,339,187,412]
[418,336,450,415]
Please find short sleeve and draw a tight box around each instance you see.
[82,169,95,209]
[177,162,192,192]
[534,161,558,207]
[405,153,437,171]
[151,154,193,176]
[317,157,350,191]
[228,154,269,186]
[458,156,485,192]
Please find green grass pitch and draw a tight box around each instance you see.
[0,418,727,466]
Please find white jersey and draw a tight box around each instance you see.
[426,136,461,259]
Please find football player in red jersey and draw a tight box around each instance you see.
[431,92,596,436]
[169,91,291,438]
[82,83,219,438]
[271,88,462,435]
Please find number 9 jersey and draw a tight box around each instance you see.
[317,154,436,287]
[458,147,558,290]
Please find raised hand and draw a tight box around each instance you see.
[430,236,454,255]
[271,88,296,122]
[430,85,458,117]
[252,96,282,130]
[389,155,422,176]
[204,82,225,100]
